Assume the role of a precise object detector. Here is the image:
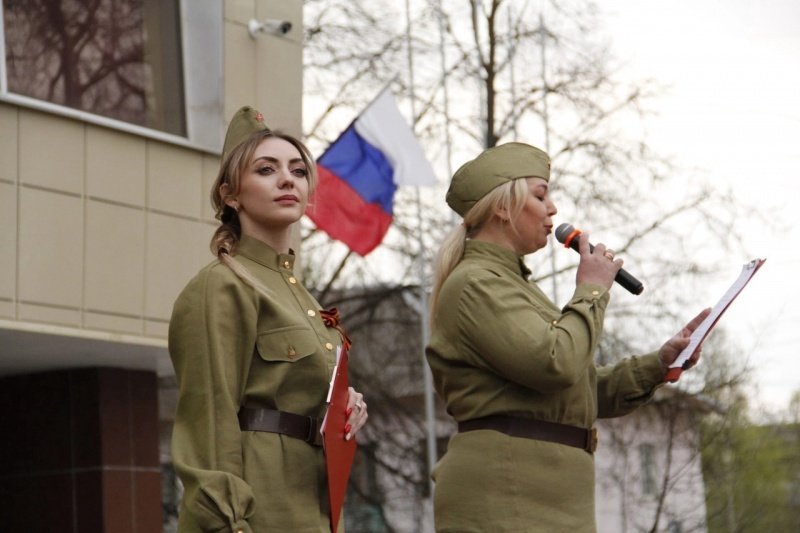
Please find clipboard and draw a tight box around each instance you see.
[665,258,766,383]
[320,345,357,531]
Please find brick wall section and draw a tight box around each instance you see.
[0,368,161,532]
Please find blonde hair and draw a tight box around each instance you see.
[430,178,528,325]
[209,129,318,297]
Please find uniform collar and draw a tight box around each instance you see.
[236,234,295,271]
[464,239,532,280]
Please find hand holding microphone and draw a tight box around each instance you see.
[554,223,644,295]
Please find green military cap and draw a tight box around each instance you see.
[446,142,550,216]
[221,105,270,163]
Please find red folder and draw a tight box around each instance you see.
[321,346,357,532]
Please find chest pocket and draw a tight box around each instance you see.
[256,325,318,363]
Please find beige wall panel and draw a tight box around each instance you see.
[254,37,303,137]
[224,20,258,121]
[146,143,203,218]
[84,311,143,336]
[224,0,255,25]
[145,214,212,321]
[0,182,17,302]
[0,299,13,319]
[202,154,222,221]
[145,319,169,339]
[0,104,18,183]
[18,302,81,327]
[255,0,302,135]
[85,200,145,316]
[19,110,84,194]
[18,188,83,308]
[86,126,147,206]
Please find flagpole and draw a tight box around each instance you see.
[405,0,438,508]
[437,0,453,180]
[539,12,559,303]
[318,250,353,305]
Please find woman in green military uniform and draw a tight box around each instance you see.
[169,107,368,532]
[426,142,709,532]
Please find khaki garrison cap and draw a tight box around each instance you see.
[221,105,270,163]
[446,142,550,217]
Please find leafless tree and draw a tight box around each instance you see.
[301,1,752,531]
[4,0,146,122]
[3,0,185,134]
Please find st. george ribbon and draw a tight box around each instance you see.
[554,223,644,295]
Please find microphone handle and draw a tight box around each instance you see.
[566,239,644,295]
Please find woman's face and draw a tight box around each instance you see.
[234,137,310,234]
[509,177,557,255]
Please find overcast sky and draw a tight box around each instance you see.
[599,0,800,414]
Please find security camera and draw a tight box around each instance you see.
[248,18,293,38]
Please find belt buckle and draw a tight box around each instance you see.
[305,416,322,446]
[585,427,598,454]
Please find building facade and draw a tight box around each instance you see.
[595,389,713,533]
[0,1,303,531]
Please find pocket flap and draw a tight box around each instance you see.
[256,326,317,362]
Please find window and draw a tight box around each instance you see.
[639,443,657,495]
[3,0,184,134]
[420,435,449,498]
[667,519,683,533]
[1,0,222,151]
[345,444,388,533]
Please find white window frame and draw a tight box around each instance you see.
[0,0,223,154]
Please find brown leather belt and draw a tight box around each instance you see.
[458,414,598,454]
[238,407,323,447]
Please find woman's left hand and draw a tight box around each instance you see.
[345,387,368,441]
[658,308,712,370]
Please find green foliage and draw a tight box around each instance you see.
[702,405,800,532]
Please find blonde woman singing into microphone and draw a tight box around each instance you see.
[426,142,709,533]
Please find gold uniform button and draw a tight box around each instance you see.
[591,290,600,296]
[552,319,558,325]
[283,261,290,268]
[288,277,297,284]
[325,342,334,350]
[307,309,316,317]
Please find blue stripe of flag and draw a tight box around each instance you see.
[317,125,397,215]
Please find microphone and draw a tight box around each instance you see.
[554,223,644,295]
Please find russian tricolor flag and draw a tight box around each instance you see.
[307,90,437,256]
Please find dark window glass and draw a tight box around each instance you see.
[3,0,185,135]
[344,445,389,532]
[640,442,657,495]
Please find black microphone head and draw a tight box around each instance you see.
[554,223,575,244]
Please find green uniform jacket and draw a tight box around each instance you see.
[426,240,666,533]
[169,235,343,533]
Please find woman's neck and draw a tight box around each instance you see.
[471,221,519,255]
[241,226,293,254]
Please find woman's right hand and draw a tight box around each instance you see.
[574,232,623,290]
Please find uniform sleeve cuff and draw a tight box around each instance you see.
[230,521,252,533]
[635,352,668,388]
[572,283,610,304]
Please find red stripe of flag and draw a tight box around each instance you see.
[307,165,393,256]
